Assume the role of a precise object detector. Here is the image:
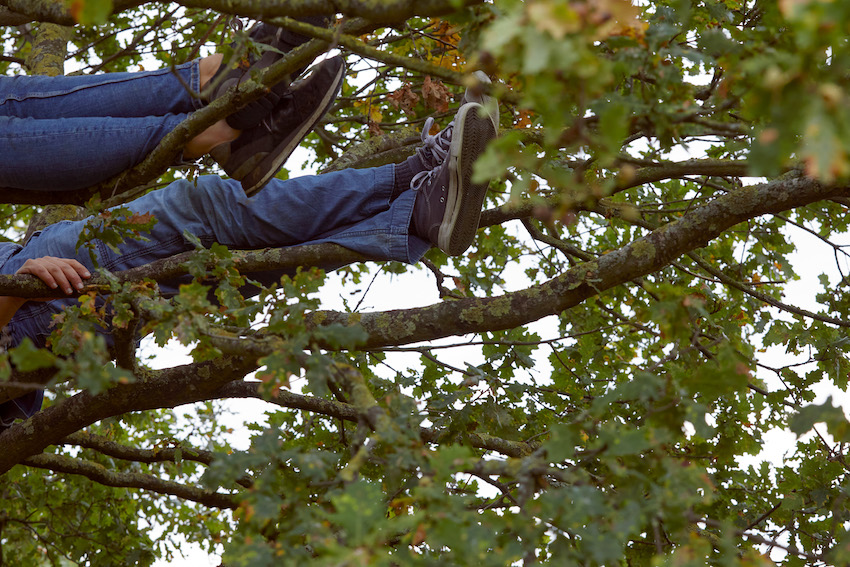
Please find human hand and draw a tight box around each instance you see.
[16,256,92,296]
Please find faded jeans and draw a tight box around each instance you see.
[0,61,203,191]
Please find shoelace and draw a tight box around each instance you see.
[410,117,455,192]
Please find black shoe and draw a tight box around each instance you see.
[210,56,346,195]
[409,102,497,256]
[210,17,331,130]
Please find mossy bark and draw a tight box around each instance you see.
[23,19,86,238]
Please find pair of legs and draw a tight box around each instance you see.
[0,96,499,428]
[0,55,238,191]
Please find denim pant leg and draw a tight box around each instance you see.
[0,61,202,118]
[0,165,427,422]
[0,114,191,191]
[92,164,428,276]
[0,61,203,191]
[4,164,427,347]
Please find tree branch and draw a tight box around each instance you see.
[0,356,260,474]
[60,431,255,488]
[0,0,143,26]
[22,452,240,509]
[217,381,539,458]
[170,0,484,22]
[0,5,32,25]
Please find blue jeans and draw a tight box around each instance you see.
[0,61,202,191]
[0,166,429,425]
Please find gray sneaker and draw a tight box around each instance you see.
[211,56,346,195]
[410,102,497,256]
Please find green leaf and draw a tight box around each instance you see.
[9,339,56,372]
[790,396,850,442]
[67,0,114,26]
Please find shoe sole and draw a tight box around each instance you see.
[241,60,346,195]
[463,70,499,133]
[437,104,496,256]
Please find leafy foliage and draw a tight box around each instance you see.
[4,1,850,566]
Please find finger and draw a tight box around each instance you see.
[17,259,57,288]
[39,259,76,295]
[57,259,91,291]
[57,258,91,279]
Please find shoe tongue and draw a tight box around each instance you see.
[409,168,447,246]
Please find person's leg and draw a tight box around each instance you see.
[0,113,198,191]
[0,60,204,119]
[0,163,412,349]
[1,163,399,270]
[0,59,241,190]
[4,100,496,290]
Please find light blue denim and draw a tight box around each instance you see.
[0,166,429,426]
[0,61,203,191]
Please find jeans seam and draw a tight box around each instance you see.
[189,59,203,110]
[0,63,195,103]
[97,234,188,272]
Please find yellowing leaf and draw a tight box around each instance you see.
[353,98,383,123]
[527,2,581,39]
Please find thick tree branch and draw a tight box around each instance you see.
[0,0,143,26]
[0,0,483,25]
[0,5,32,25]
[0,242,374,298]
[597,199,850,328]
[0,356,259,474]
[171,0,483,22]
[304,175,847,348]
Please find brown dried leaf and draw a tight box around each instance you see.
[387,83,421,116]
[422,76,450,113]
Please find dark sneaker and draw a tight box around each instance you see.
[209,17,332,130]
[410,102,497,256]
[210,56,346,195]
